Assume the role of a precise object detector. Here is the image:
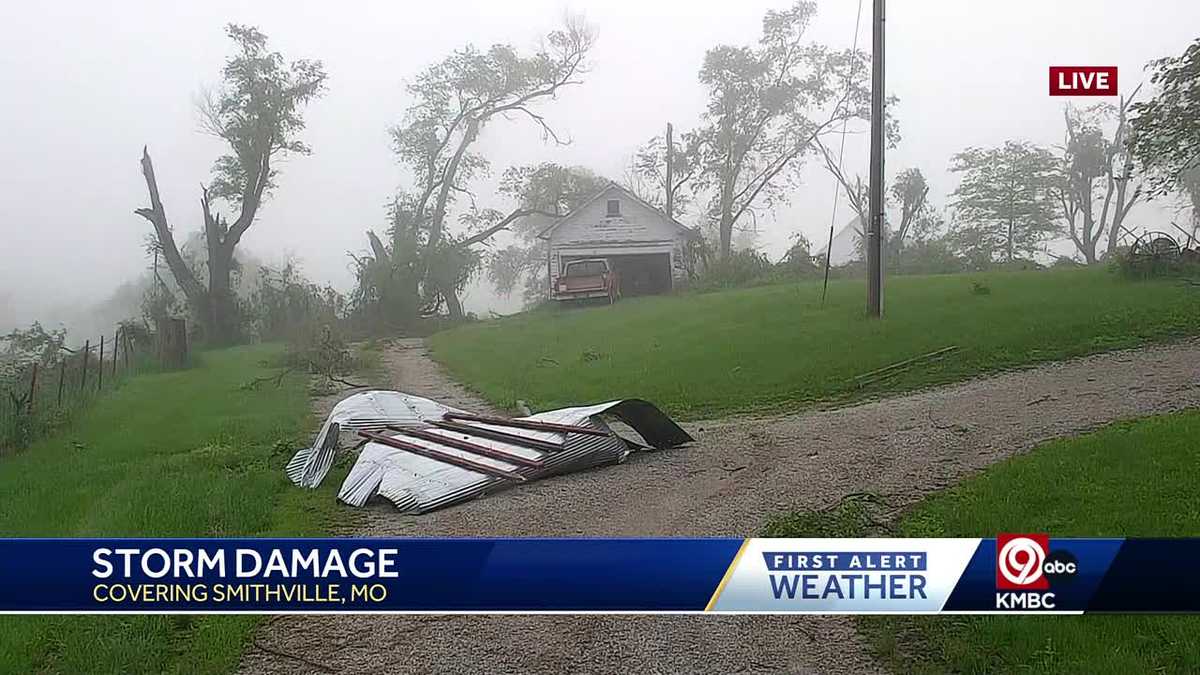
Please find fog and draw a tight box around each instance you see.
[2,0,1197,333]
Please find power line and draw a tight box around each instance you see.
[820,0,866,308]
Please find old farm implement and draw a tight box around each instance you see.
[1120,225,1200,276]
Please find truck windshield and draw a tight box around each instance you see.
[564,261,607,277]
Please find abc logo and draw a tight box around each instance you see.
[996,534,1078,590]
[1044,550,1078,584]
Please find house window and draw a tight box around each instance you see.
[606,199,621,217]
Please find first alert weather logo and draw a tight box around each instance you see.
[763,550,928,601]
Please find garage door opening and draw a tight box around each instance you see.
[559,253,673,298]
[609,253,671,296]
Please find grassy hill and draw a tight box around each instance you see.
[431,268,1200,419]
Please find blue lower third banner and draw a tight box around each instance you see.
[0,537,1197,613]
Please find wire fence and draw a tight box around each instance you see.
[0,326,161,453]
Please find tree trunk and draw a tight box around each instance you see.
[718,185,734,259]
[205,243,240,346]
[135,148,208,311]
[441,284,464,320]
[1006,218,1015,263]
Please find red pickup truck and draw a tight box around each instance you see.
[553,258,620,304]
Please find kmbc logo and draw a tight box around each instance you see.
[996,534,1051,590]
[1049,66,1118,96]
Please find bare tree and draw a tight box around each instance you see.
[629,129,703,219]
[890,167,930,250]
[816,137,869,227]
[1056,90,1144,263]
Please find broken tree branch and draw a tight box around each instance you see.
[853,346,960,387]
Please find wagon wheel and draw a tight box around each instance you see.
[1129,232,1181,264]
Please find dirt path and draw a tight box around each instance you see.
[242,338,1200,674]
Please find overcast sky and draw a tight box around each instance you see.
[2,0,1197,328]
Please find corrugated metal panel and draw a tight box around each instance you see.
[286,390,463,488]
[288,391,692,514]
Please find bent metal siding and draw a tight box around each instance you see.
[287,391,693,514]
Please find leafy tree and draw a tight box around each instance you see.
[485,164,609,305]
[381,18,595,319]
[948,141,1059,265]
[1180,167,1200,239]
[1055,98,1143,264]
[246,262,345,342]
[135,25,326,345]
[348,199,428,332]
[886,207,963,274]
[1,322,66,366]
[689,1,874,258]
[777,233,821,277]
[1130,38,1200,195]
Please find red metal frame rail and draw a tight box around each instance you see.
[358,430,527,482]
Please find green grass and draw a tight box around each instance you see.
[0,345,341,674]
[430,268,1200,419]
[768,411,1200,674]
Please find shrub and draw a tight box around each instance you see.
[695,249,774,290]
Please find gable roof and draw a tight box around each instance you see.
[536,182,699,240]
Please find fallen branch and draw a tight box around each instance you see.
[854,346,959,387]
[241,367,295,390]
[325,374,369,389]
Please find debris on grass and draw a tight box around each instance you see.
[286,390,692,514]
[853,346,959,388]
[580,348,606,362]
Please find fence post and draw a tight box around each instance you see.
[97,336,105,391]
[80,340,90,394]
[27,363,38,415]
[112,329,119,380]
[57,358,65,407]
[123,331,131,371]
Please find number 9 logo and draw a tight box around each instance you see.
[998,537,1046,586]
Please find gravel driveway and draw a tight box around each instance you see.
[240,337,1200,674]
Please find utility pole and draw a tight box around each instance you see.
[866,0,886,317]
[665,122,675,219]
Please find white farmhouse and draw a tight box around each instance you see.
[537,183,700,296]
[818,216,865,267]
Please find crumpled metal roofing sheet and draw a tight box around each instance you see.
[286,391,692,514]
[285,390,464,488]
